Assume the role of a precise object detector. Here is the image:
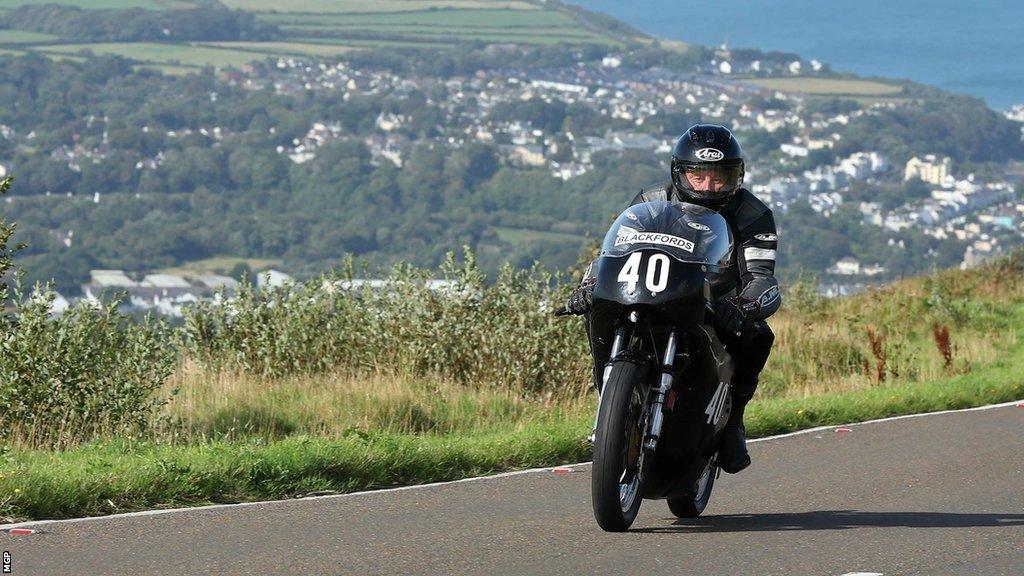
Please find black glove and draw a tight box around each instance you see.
[566,278,596,315]
[713,296,760,336]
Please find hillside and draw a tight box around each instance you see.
[0,0,640,72]
[0,0,1020,300]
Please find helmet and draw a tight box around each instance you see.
[670,124,744,209]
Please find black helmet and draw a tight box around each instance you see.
[670,124,744,209]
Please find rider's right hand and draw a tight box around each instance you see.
[567,277,596,315]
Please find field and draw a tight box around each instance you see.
[155,255,283,277]
[0,29,58,44]
[0,0,623,68]
[257,8,572,26]
[220,0,539,11]
[285,37,451,49]
[745,76,904,96]
[0,0,191,8]
[35,42,283,68]
[200,41,355,57]
[263,6,619,47]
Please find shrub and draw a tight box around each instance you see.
[0,178,177,448]
[182,248,591,397]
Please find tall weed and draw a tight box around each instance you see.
[181,249,591,397]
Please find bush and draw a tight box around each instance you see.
[182,249,591,396]
[0,178,177,448]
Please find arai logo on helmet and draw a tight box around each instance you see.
[694,148,724,162]
[687,222,711,231]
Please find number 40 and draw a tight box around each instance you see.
[617,252,670,294]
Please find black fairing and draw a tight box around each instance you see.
[589,201,732,329]
[590,255,708,327]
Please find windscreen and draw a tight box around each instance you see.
[601,200,732,268]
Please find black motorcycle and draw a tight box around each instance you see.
[561,200,739,532]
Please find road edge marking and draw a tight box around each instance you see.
[2,398,1020,530]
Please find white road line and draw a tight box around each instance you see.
[838,572,883,576]
[1,398,1020,531]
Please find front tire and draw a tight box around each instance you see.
[592,360,648,532]
[667,460,717,518]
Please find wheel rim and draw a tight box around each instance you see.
[694,463,713,503]
[618,384,645,513]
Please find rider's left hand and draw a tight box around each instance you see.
[714,296,760,336]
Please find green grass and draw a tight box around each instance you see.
[0,29,58,44]
[1,357,1021,522]
[0,48,25,56]
[286,36,452,49]
[34,42,276,68]
[745,76,904,96]
[0,420,591,521]
[280,25,606,43]
[277,21,579,34]
[259,8,573,27]
[263,6,618,46]
[0,0,191,8]
[223,0,539,12]
[198,41,354,57]
[155,255,283,277]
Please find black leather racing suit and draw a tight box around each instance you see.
[626,183,780,401]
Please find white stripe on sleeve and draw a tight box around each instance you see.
[744,247,776,261]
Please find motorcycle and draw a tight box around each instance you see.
[559,200,739,532]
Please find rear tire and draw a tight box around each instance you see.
[667,460,717,518]
[592,360,648,532]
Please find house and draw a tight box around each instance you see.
[508,145,546,167]
[197,274,239,294]
[904,155,952,185]
[830,257,861,275]
[258,269,294,290]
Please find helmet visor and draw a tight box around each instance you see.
[673,163,743,201]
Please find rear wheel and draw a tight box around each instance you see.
[591,360,648,532]
[667,460,717,518]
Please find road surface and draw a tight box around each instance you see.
[3,402,1022,575]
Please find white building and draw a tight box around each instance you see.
[904,155,952,185]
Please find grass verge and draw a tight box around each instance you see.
[2,352,1021,523]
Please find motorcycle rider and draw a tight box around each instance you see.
[567,124,780,474]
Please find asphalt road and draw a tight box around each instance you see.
[3,403,1022,576]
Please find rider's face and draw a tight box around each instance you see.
[685,169,727,192]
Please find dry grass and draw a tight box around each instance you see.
[762,256,1024,399]
[162,360,590,442]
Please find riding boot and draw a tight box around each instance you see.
[718,390,753,474]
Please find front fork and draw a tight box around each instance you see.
[643,330,680,452]
[588,325,684,452]
[588,327,627,444]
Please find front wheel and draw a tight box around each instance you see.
[591,360,648,532]
[667,460,717,518]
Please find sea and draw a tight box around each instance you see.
[569,0,1023,111]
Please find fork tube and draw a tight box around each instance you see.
[590,327,626,442]
[643,330,677,452]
